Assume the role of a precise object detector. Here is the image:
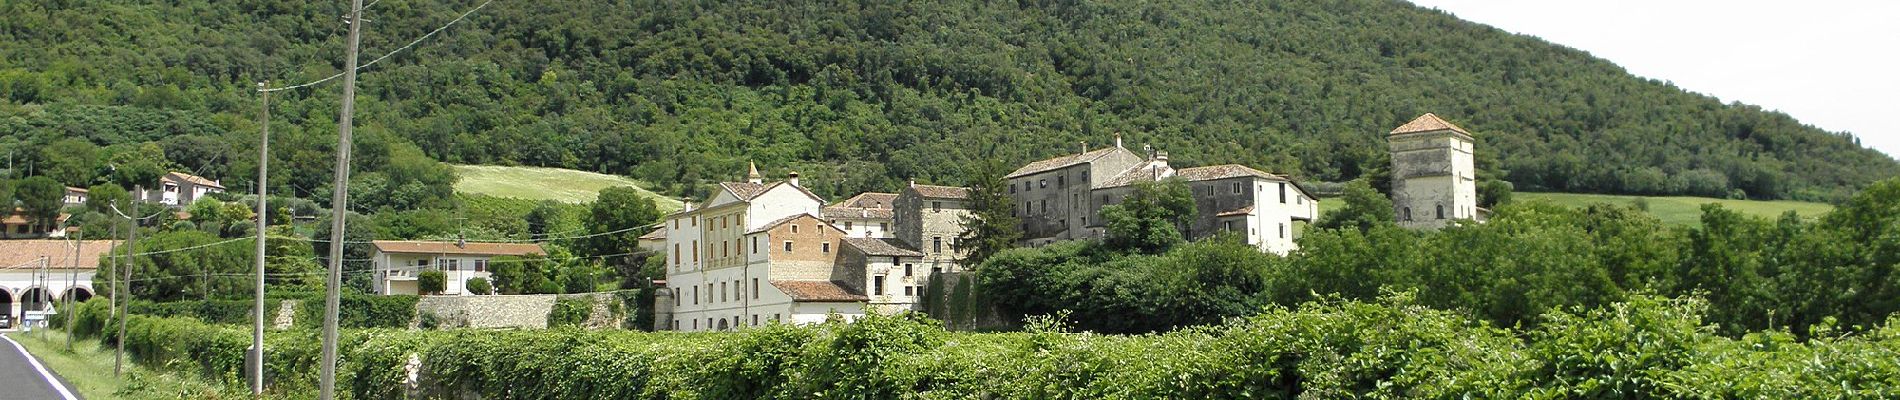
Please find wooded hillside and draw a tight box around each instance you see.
[2,0,1892,202]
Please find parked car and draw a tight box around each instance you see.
[0,314,11,329]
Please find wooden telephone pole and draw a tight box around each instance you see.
[320,0,368,397]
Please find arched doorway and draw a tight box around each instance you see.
[21,287,52,316]
[0,288,13,327]
[716,318,729,331]
[62,287,93,303]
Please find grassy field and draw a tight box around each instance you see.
[1311,192,1832,227]
[1514,192,1833,226]
[11,331,239,399]
[453,165,684,211]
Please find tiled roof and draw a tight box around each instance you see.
[910,184,970,199]
[165,171,224,189]
[0,240,117,270]
[1175,164,1281,182]
[833,192,898,209]
[1389,113,1470,136]
[771,280,868,302]
[720,182,768,201]
[842,237,923,257]
[1006,147,1135,178]
[3,209,69,225]
[66,186,88,193]
[371,240,545,256]
[748,213,833,234]
[1097,162,1175,188]
[638,227,667,240]
[822,207,894,220]
[1215,205,1255,217]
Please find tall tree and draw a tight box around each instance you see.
[1100,178,1196,254]
[1314,179,1395,232]
[956,158,1021,268]
[15,176,65,231]
[41,138,100,187]
[584,186,661,257]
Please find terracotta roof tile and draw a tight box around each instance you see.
[371,241,545,256]
[165,171,224,189]
[842,237,923,257]
[0,240,117,270]
[822,207,894,220]
[1006,147,1136,178]
[720,182,768,201]
[1215,205,1255,217]
[1389,113,1471,136]
[1174,164,1281,182]
[910,184,970,199]
[833,192,898,209]
[771,280,867,302]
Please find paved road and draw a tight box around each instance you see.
[0,331,81,400]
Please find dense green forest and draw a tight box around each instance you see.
[2,0,1893,204]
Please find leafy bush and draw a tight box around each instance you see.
[62,295,1900,398]
[418,270,447,295]
[466,277,493,295]
[293,294,419,329]
[547,297,593,327]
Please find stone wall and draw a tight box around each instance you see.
[416,295,558,329]
[921,272,1010,331]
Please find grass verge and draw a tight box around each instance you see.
[13,330,245,400]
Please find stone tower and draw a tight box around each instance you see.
[1387,113,1478,230]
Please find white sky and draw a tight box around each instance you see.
[1406,0,1900,159]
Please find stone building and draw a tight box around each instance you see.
[1004,136,1318,254]
[1387,113,1482,230]
[840,237,927,314]
[1004,136,1144,246]
[659,164,842,331]
[892,182,973,271]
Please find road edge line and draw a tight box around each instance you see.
[1,333,82,400]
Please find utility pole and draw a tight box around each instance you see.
[67,231,81,351]
[321,1,368,398]
[252,81,271,396]
[114,193,139,377]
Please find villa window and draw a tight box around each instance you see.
[1279,183,1287,203]
[791,224,799,234]
[1232,182,1242,194]
[784,241,793,252]
[933,237,942,253]
[474,260,487,273]
[753,278,760,299]
[905,286,915,296]
[905,264,914,277]
[880,222,889,232]
[752,237,758,253]
[822,243,831,253]
[874,276,886,295]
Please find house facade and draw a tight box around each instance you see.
[63,186,88,207]
[1005,138,1144,246]
[824,192,897,238]
[662,165,857,331]
[138,171,225,206]
[3,209,68,240]
[1388,113,1483,230]
[371,240,544,295]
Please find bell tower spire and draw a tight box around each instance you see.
[746,162,762,184]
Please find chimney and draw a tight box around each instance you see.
[1079,141,1088,155]
[746,162,762,184]
[683,200,694,212]
[1143,144,1154,159]
[1114,133,1123,149]
[788,171,800,187]
[908,178,916,188]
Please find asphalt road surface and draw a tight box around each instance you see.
[0,331,81,400]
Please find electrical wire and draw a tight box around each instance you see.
[262,0,496,93]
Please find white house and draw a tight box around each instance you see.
[824,192,897,238]
[63,186,89,207]
[139,171,225,206]
[371,240,544,295]
[1,240,109,327]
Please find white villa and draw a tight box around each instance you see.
[1,240,109,328]
[137,171,225,206]
[371,240,544,295]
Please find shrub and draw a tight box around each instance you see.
[548,297,592,327]
[294,294,419,329]
[418,270,446,295]
[466,277,493,295]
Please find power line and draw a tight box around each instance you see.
[262,0,496,93]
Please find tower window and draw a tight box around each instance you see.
[1279,183,1287,203]
[1403,207,1412,221]
[1437,204,1445,219]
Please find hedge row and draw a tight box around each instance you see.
[67,295,1900,399]
[121,293,419,329]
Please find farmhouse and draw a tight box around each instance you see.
[137,171,225,206]
[1004,135,1319,254]
[1,239,111,327]
[370,240,544,295]
[2,208,70,240]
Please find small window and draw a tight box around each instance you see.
[784,241,793,252]
[791,224,799,234]
[753,278,760,299]
[822,243,831,253]
[753,315,759,326]
[1279,223,1286,238]
[1039,179,1047,188]
[905,264,914,277]
[693,287,699,305]
[1224,221,1233,231]
[693,320,698,330]
[752,237,758,253]
[904,286,915,296]
[774,314,782,322]
[1403,207,1412,221]
[933,237,942,253]
[931,266,942,274]
[722,241,729,257]
[1232,182,1242,194]
[474,260,487,272]
[1057,176,1066,188]
[721,282,728,302]
[932,201,942,212]
[874,276,886,295]
[1010,183,1017,194]
[692,216,697,226]
[1040,200,1047,213]
[880,222,889,231]
[1436,204,1445,219]
[673,244,681,265]
[844,221,853,230]
[1279,183,1287,204]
